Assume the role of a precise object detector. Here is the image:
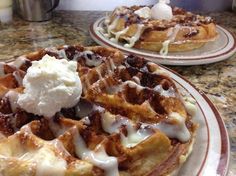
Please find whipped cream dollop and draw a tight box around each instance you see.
[151,0,173,20]
[17,54,82,117]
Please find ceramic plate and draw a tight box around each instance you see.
[155,65,230,176]
[90,17,236,65]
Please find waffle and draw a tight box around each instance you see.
[101,5,217,54]
[0,45,197,176]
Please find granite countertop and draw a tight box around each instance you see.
[0,11,235,175]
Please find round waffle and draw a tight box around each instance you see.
[102,6,218,54]
[0,45,197,176]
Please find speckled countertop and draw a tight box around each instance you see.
[0,11,235,175]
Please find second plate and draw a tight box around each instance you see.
[90,17,236,66]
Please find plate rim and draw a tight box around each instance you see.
[161,65,230,176]
[90,17,236,65]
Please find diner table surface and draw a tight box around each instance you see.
[0,10,235,175]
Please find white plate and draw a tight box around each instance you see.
[155,65,230,176]
[90,17,236,65]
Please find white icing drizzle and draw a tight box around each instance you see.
[168,24,181,42]
[82,51,103,67]
[48,118,68,137]
[49,139,71,157]
[134,7,151,19]
[105,60,112,74]
[123,80,144,92]
[13,71,23,86]
[107,17,120,37]
[183,96,197,116]
[109,58,116,71]
[148,63,169,76]
[81,116,91,125]
[132,76,141,85]
[4,124,68,176]
[124,24,145,48]
[8,56,29,69]
[99,104,190,143]
[142,100,157,115]
[73,50,112,70]
[20,123,33,134]
[154,85,176,97]
[72,126,119,176]
[101,111,153,148]
[101,111,129,134]
[160,40,170,56]
[149,112,190,142]
[112,27,130,43]
[120,125,151,148]
[19,144,67,176]
[180,26,197,40]
[58,49,68,60]
[45,47,68,60]
[104,11,145,47]
[107,79,176,100]
[5,90,19,112]
[112,79,176,99]
[72,50,103,67]
[160,24,181,56]
[118,65,126,71]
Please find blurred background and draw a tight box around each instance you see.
[1,0,232,23]
[57,0,234,12]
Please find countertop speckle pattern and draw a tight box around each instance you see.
[0,11,235,175]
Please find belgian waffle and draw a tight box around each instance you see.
[0,45,197,176]
[100,5,217,54]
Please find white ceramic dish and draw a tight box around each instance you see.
[90,17,236,66]
[155,65,230,176]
